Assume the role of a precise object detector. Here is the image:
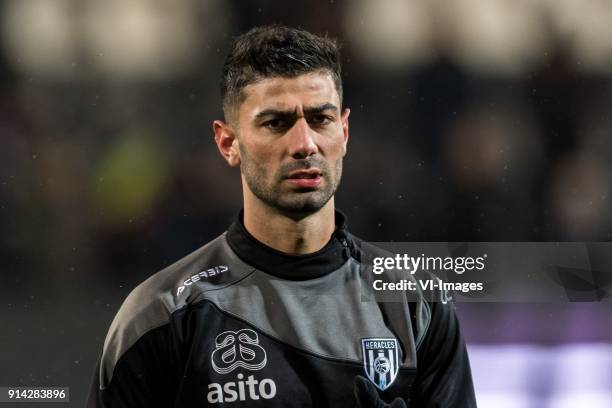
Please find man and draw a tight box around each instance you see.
[88,26,476,407]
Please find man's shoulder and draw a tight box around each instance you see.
[131,232,233,304]
[346,232,401,266]
[346,233,459,350]
[97,231,256,388]
[114,230,256,324]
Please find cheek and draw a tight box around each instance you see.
[322,125,347,150]
[243,138,267,159]
[320,136,347,158]
[247,142,281,171]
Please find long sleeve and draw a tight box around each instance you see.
[87,323,179,408]
[410,300,477,408]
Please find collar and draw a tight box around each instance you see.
[226,209,352,280]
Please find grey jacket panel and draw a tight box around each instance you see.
[99,232,426,388]
[200,257,420,367]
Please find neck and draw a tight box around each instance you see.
[243,198,336,255]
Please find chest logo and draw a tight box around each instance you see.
[361,338,400,391]
[211,329,268,374]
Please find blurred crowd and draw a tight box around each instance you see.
[1,0,611,286]
[2,2,612,405]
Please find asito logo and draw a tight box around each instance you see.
[207,329,277,404]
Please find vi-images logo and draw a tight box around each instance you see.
[207,329,277,404]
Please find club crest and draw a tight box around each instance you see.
[361,338,399,391]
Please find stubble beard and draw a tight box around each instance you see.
[239,144,342,215]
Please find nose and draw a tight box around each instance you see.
[287,118,318,159]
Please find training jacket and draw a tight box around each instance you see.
[88,210,476,407]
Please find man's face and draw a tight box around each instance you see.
[228,72,349,215]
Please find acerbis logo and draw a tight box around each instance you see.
[176,265,228,297]
[211,329,267,374]
[207,329,277,404]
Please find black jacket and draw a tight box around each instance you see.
[88,211,476,407]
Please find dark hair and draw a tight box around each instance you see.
[221,25,342,121]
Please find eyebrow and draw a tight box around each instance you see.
[254,103,339,120]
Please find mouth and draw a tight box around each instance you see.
[285,169,323,188]
[286,169,322,179]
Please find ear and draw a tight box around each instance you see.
[213,120,241,167]
[340,108,350,156]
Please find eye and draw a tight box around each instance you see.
[262,118,288,131]
[308,114,333,126]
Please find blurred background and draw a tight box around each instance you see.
[1,0,612,406]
